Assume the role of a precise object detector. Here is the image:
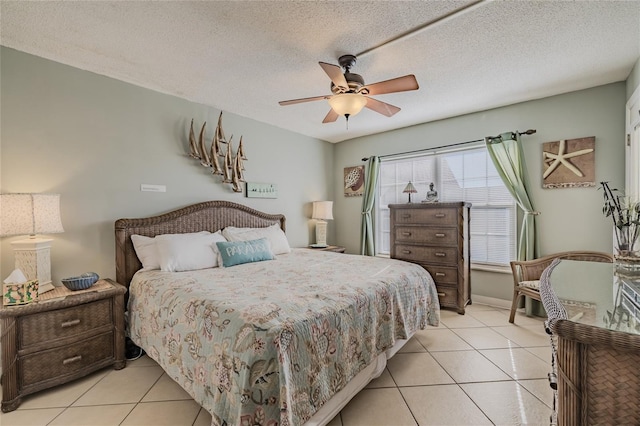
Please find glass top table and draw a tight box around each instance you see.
[546,259,640,336]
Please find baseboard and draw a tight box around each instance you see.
[471,294,511,309]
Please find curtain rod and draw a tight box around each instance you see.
[361,129,536,162]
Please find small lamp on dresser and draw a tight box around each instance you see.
[403,182,417,203]
[312,201,333,247]
[0,193,64,294]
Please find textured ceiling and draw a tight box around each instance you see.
[1,1,639,143]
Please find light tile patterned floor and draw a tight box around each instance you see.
[0,304,553,426]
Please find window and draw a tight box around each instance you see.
[376,146,517,267]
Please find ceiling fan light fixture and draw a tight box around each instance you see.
[328,93,367,117]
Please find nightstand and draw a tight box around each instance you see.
[309,245,346,253]
[0,279,127,412]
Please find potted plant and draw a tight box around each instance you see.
[600,181,640,262]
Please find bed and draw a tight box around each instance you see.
[115,201,440,426]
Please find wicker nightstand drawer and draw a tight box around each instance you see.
[20,299,112,349]
[19,332,114,388]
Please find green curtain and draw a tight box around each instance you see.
[360,156,380,256]
[485,132,543,316]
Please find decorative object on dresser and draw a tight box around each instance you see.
[389,202,471,314]
[402,181,417,203]
[188,112,247,193]
[3,273,38,306]
[423,182,439,203]
[61,272,100,291]
[0,193,65,294]
[542,136,595,188]
[311,201,333,247]
[0,279,127,412]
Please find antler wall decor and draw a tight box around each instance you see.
[188,112,247,193]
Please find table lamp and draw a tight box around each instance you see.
[0,193,64,294]
[312,201,333,247]
[403,182,417,203]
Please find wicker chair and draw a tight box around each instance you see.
[508,251,613,323]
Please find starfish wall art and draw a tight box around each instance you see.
[542,136,595,188]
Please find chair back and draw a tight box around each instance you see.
[512,251,613,283]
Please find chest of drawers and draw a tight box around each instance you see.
[389,202,471,314]
[0,279,127,412]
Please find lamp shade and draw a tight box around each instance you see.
[403,182,417,194]
[312,201,334,220]
[0,193,64,236]
[328,94,367,117]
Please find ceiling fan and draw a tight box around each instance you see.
[278,54,419,124]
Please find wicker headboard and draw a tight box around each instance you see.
[115,200,286,290]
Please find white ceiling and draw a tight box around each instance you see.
[2,1,639,143]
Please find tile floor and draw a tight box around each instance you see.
[0,304,553,426]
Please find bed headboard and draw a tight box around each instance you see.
[115,200,286,290]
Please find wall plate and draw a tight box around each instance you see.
[246,182,278,199]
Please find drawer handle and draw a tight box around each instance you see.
[437,292,446,297]
[434,213,445,218]
[402,232,412,236]
[435,233,445,237]
[63,355,82,365]
[61,319,81,328]
[435,272,446,277]
[402,250,412,254]
[435,252,446,257]
[402,214,411,219]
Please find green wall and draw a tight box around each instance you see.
[0,46,630,304]
[333,83,626,302]
[0,47,334,284]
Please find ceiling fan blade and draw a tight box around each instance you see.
[279,95,329,106]
[365,97,401,117]
[322,109,339,124]
[362,74,419,96]
[319,62,349,91]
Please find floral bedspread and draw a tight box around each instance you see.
[127,249,439,426]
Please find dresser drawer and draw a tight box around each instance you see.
[393,207,458,225]
[424,265,458,285]
[394,226,458,246]
[435,286,458,308]
[394,245,458,265]
[19,332,114,388]
[20,299,112,349]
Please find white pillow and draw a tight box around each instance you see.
[222,223,291,255]
[131,231,211,271]
[131,235,161,271]
[156,231,227,272]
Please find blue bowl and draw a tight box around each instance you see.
[61,272,99,291]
